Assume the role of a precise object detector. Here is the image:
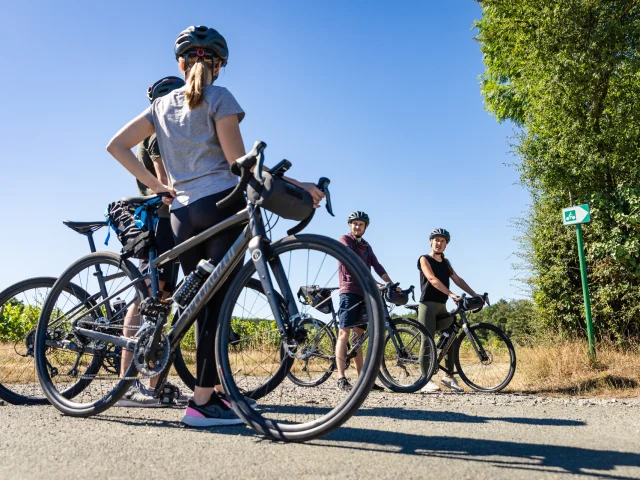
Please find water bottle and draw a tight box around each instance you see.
[436,330,451,349]
[172,259,215,308]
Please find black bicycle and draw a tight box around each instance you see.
[405,293,516,392]
[0,217,206,405]
[288,284,437,393]
[34,141,386,442]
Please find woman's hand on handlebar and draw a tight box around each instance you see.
[449,292,461,302]
[152,183,176,205]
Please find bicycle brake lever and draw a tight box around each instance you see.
[317,177,335,217]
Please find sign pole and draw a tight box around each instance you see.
[575,223,596,359]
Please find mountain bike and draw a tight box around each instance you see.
[405,293,516,392]
[0,220,188,405]
[34,141,386,442]
[288,283,436,393]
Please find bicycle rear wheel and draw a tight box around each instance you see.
[0,277,89,405]
[377,317,436,393]
[216,234,385,442]
[453,322,516,392]
[35,252,147,416]
[286,317,337,387]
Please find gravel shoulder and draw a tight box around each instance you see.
[1,392,639,480]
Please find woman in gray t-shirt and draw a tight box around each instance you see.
[107,25,323,427]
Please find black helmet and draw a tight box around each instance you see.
[348,211,370,226]
[174,26,229,66]
[147,76,185,102]
[429,228,450,243]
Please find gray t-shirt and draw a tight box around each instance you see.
[144,85,245,209]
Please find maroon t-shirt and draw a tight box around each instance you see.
[338,234,387,295]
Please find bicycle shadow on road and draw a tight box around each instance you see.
[258,404,586,427]
[319,428,640,479]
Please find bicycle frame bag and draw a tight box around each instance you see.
[246,172,314,221]
[462,295,484,312]
[104,198,159,259]
[297,285,333,314]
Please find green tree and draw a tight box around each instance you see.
[475,0,640,344]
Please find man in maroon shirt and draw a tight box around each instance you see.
[335,211,397,391]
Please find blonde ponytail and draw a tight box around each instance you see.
[185,60,206,109]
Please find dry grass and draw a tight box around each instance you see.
[508,340,640,397]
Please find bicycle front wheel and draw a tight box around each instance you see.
[378,317,436,393]
[216,234,385,442]
[35,252,147,416]
[453,322,516,392]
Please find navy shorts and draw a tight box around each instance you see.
[139,217,178,293]
[338,293,368,329]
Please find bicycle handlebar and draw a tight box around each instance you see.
[215,140,335,231]
[451,292,490,315]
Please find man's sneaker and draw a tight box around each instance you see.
[371,383,385,392]
[115,380,163,408]
[441,376,464,393]
[216,390,258,409]
[181,396,244,427]
[420,380,441,393]
[337,377,353,391]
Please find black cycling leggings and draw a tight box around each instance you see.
[171,188,244,388]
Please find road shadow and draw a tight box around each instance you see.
[320,428,640,479]
[257,404,586,427]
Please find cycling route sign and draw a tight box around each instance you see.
[562,204,591,226]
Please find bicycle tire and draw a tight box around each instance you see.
[453,322,516,392]
[35,252,147,416]
[216,234,385,442]
[286,317,337,387]
[377,317,436,393]
[172,278,288,397]
[0,277,90,405]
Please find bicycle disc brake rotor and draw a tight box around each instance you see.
[133,324,171,378]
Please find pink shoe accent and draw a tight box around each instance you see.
[219,398,232,408]
[184,406,206,419]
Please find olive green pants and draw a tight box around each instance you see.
[417,301,455,374]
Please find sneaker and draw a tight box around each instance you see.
[420,380,441,393]
[370,383,385,392]
[181,396,244,427]
[337,377,353,391]
[216,390,258,409]
[115,380,164,408]
[441,376,464,393]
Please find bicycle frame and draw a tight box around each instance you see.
[435,309,488,376]
[71,203,301,357]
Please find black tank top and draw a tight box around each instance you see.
[417,254,450,304]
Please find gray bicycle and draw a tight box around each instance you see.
[34,141,386,442]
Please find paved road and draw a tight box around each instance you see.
[1,392,639,480]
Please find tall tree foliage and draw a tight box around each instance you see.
[475,0,640,343]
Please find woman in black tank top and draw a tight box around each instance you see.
[416,228,482,393]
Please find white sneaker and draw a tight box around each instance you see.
[115,380,164,408]
[420,380,441,393]
[441,376,464,393]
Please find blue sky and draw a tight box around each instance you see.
[0,1,529,306]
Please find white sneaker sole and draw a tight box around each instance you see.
[114,400,166,408]
[180,415,245,427]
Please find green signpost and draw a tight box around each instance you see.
[561,204,595,359]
